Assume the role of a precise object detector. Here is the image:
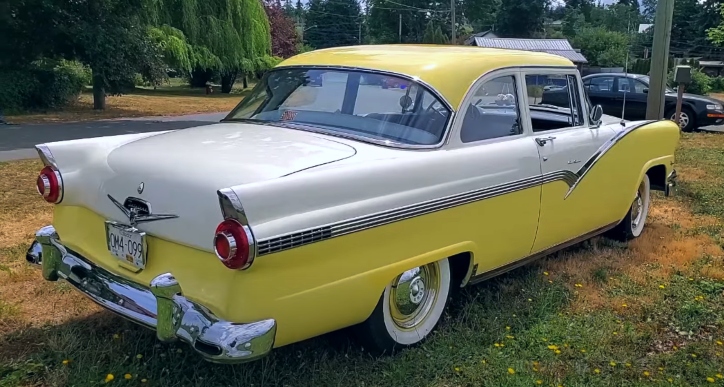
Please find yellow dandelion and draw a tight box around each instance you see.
[547,345,558,350]
[673,346,679,350]
[124,374,132,380]
[613,331,618,335]
[580,349,587,353]
[532,361,539,366]
[494,343,501,347]
[626,363,632,367]
[717,341,723,346]
[707,377,715,383]
[668,378,673,383]
[554,349,561,355]
[659,367,664,371]
[506,335,515,339]
[717,374,723,379]
[62,359,70,365]
[594,368,601,374]
[454,367,461,372]
[105,374,115,383]
[622,304,628,307]
[528,298,533,302]
[542,338,548,342]
[610,361,617,367]
[689,277,694,281]
[506,326,511,330]
[536,381,543,385]
[659,285,665,289]
[543,272,549,276]
[481,359,487,364]
[533,367,539,372]
[575,283,583,288]
[692,353,698,358]
[643,371,650,377]
[508,368,515,375]
[112,333,120,340]
[548,280,553,284]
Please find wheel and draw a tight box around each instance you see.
[667,107,696,132]
[354,258,451,355]
[608,174,651,241]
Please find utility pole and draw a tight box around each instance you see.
[359,19,362,44]
[645,0,675,120]
[451,0,456,44]
[399,13,402,43]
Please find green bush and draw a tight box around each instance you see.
[0,60,90,112]
[711,76,724,93]
[667,68,712,95]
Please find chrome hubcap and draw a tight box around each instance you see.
[672,112,689,129]
[389,264,440,331]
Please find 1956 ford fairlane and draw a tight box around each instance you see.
[26,45,680,364]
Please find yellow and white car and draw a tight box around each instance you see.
[26,45,680,364]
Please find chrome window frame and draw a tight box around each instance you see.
[223,65,456,151]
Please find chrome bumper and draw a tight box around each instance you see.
[26,225,276,364]
[665,169,677,197]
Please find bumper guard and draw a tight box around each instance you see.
[665,169,677,197]
[26,225,276,364]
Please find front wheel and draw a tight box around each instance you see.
[354,258,451,355]
[608,174,651,241]
[667,107,696,132]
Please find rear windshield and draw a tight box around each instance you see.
[224,68,452,147]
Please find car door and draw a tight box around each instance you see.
[584,75,618,115]
[446,70,543,273]
[522,70,618,253]
[616,76,648,120]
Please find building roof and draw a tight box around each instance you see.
[471,37,588,64]
[279,44,574,109]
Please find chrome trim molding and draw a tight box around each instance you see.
[26,226,276,364]
[107,194,179,227]
[565,120,656,199]
[35,144,57,168]
[216,188,258,267]
[468,221,619,285]
[257,170,579,256]
[255,120,661,256]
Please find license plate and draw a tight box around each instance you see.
[105,221,147,270]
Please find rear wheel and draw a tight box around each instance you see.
[355,258,451,354]
[608,174,651,241]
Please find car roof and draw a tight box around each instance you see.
[277,44,575,109]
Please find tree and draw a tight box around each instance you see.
[462,0,500,33]
[571,27,629,67]
[641,0,656,21]
[422,21,449,44]
[495,0,549,38]
[306,0,361,48]
[145,0,275,93]
[265,0,300,58]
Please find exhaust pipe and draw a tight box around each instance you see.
[26,241,43,265]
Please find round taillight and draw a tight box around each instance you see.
[36,166,63,203]
[213,219,252,270]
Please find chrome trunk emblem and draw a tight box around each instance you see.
[108,195,178,227]
[137,182,145,194]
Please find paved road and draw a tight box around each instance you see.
[0,113,224,162]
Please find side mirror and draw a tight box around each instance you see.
[399,95,412,110]
[590,104,603,127]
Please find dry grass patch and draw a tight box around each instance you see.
[6,86,249,124]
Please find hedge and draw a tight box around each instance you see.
[0,60,91,112]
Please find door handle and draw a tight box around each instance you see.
[535,136,556,146]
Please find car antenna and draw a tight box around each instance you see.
[619,18,632,128]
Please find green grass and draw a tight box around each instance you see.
[1,134,724,386]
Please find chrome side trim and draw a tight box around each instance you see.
[27,227,276,364]
[467,220,619,285]
[35,144,57,168]
[256,120,661,256]
[565,120,656,199]
[665,169,677,197]
[256,170,578,256]
[216,188,258,268]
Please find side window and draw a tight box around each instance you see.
[459,75,521,143]
[588,76,614,92]
[525,73,584,132]
[633,79,648,94]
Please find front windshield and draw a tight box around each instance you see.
[225,68,451,146]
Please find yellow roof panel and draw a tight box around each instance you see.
[277,44,575,109]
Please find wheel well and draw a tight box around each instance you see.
[647,164,667,192]
[448,252,473,288]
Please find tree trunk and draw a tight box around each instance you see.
[92,73,106,110]
[242,75,248,89]
[189,68,214,88]
[221,71,238,93]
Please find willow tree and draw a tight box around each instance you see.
[145,0,276,92]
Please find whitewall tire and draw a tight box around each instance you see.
[609,174,651,241]
[355,258,451,354]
